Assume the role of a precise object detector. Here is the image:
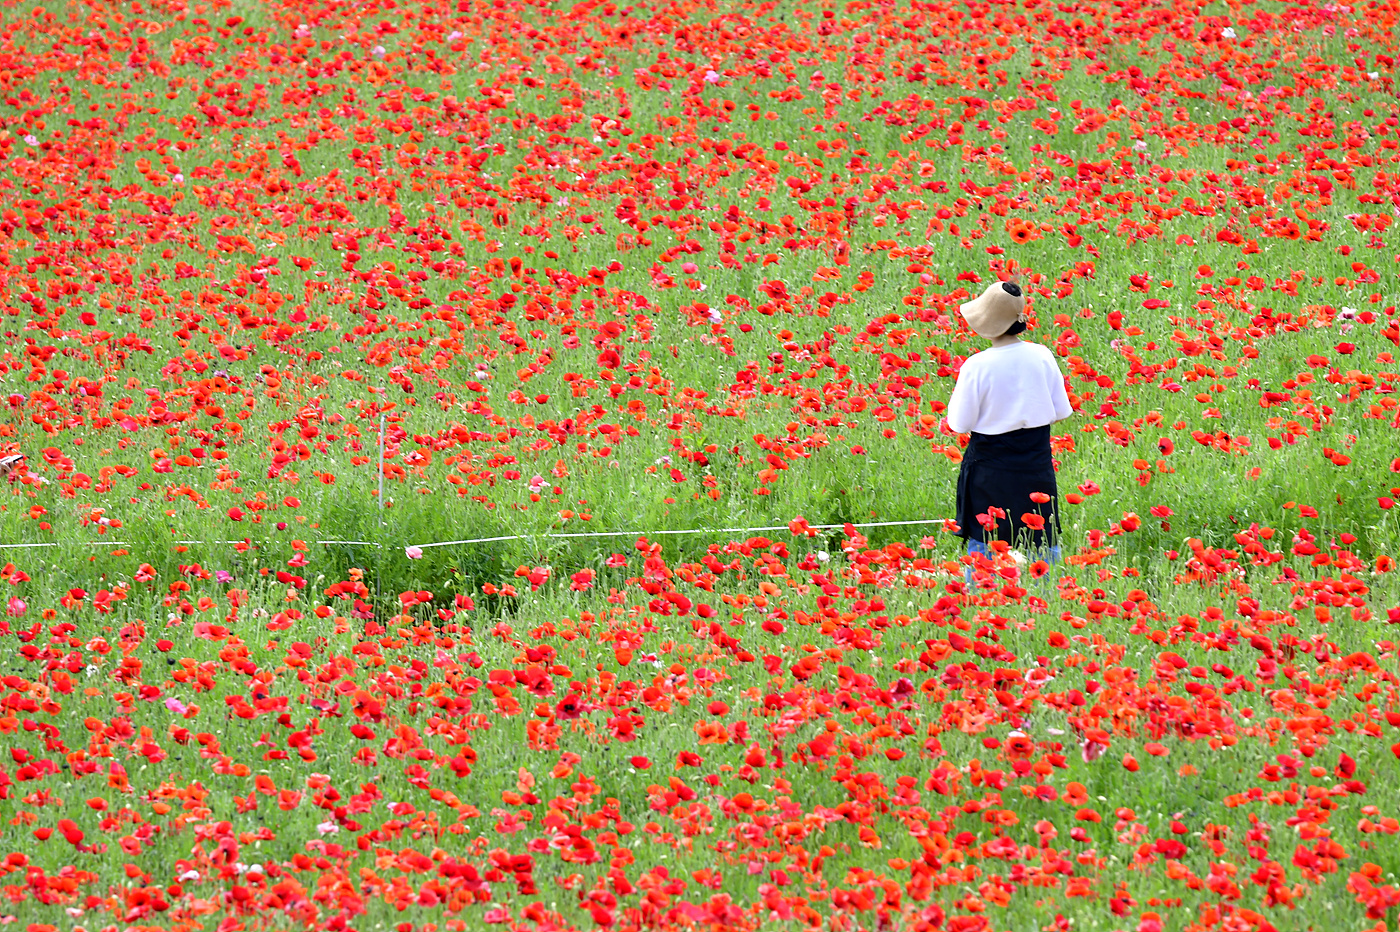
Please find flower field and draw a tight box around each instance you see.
[4,0,1400,928]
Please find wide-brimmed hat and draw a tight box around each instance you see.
[959,280,1026,338]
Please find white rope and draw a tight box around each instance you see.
[0,519,947,553]
[408,518,948,550]
[172,540,383,546]
[0,539,382,549]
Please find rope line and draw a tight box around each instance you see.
[0,539,383,549]
[0,519,949,552]
[408,518,949,550]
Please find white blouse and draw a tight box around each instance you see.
[945,341,1073,435]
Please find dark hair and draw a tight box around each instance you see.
[1001,281,1025,334]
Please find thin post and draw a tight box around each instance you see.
[377,411,386,527]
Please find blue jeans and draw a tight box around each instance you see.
[965,539,1061,586]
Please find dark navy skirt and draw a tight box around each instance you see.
[955,425,1059,548]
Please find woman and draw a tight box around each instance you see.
[946,278,1072,565]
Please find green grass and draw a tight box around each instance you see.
[2,0,1400,927]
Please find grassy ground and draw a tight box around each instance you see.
[1,0,1400,928]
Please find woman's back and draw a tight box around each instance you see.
[946,341,1071,435]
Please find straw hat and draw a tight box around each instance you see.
[959,280,1026,338]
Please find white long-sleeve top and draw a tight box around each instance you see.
[945,340,1073,435]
